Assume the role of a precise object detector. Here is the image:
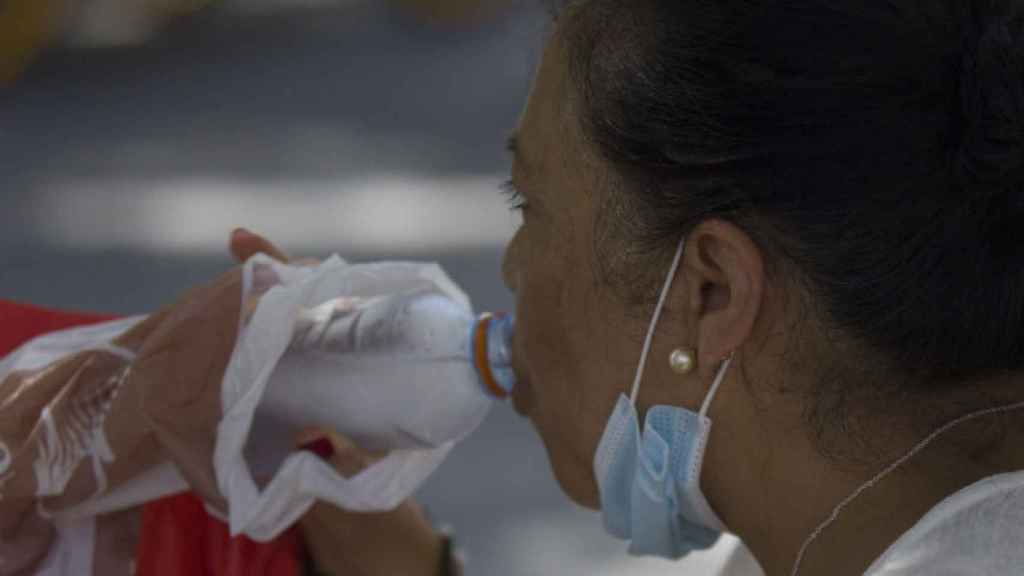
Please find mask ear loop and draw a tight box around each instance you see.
[699,355,733,418]
[629,237,688,405]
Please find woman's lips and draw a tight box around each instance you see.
[508,332,531,416]
[511,376,533,417]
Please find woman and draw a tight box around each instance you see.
[3,0,1023,574]
[232,1,1024,572]
[310,0,1024,573]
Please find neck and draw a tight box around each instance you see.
[712,402,1024,576]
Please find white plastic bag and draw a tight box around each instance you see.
[218,253,478,540]
[0,253,479,576]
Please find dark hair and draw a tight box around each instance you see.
[557,0,1024,452]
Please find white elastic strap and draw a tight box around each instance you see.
[699,354,734,418]
[790,398,1024,576]
[630,237,688,405]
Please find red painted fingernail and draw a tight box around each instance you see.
[299,438,335,460]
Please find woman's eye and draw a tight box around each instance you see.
[499,179,528,213]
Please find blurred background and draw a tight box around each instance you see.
[0,1,746,574]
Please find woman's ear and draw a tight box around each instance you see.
[680,220,765,375]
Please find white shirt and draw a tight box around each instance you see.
[718,470,1024,576]
[864,470,1024,575]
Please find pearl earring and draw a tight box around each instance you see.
[669,348,696,374]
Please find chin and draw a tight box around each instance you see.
[535,424,602,510]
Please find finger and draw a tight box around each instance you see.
[297,429,387,479]
[323,431,389,478]
[230,228,290,263]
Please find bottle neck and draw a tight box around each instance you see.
[470,313,516,398]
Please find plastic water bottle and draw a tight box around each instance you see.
[248,291,516,461]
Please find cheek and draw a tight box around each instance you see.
[512,231,625,507]
[515,245,573,411]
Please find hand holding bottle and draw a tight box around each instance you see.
[230,229,458,576]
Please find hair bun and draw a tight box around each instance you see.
[955,7,1024,200]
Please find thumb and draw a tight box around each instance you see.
[230,228,290,263]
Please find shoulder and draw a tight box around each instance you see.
[865,471,1024,576]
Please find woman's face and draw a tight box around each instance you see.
[501,32,666,509]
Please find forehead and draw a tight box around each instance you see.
[516,31,580,178]
[514,29,613,223]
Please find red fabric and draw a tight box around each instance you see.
[0,300,305,576]
[0,299,117,356]
[136,493,305,576]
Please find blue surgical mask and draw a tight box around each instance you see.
[593,236,734,559]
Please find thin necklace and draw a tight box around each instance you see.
[790,399,1024,576]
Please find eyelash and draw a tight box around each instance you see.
[500,179,528,212]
